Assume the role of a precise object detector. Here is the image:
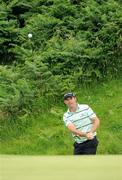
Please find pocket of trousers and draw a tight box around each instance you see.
[92,137,99,147]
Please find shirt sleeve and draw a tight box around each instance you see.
[87,106,97,120]
[63,114,72,127]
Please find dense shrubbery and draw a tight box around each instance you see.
[0,0,122,118]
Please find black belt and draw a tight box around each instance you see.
[74,136,97,146]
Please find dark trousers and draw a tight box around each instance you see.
[73,136,99,155]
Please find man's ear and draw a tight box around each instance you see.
[64,100,67,104]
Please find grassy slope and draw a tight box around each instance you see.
[0,155,122,180]
[0,78,122,155]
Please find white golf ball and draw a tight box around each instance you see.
[28,33,32,38]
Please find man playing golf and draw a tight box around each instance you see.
[63,92,100,155]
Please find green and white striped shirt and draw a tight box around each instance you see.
[63,104,97,143]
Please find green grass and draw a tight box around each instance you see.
[0,78,122,155]
[0,155,122,180]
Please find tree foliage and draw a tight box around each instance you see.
[0,0,122,118]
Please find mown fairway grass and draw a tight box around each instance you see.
[0,155,122,180]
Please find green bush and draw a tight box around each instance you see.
[0,0,122,121]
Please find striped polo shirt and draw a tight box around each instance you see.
[63,104,97,143]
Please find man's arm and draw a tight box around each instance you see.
[87,116,100,139]
[67,117,100,139]
[67,123,86,137]
[91,116,100,133]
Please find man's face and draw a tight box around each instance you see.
[64,97,77,108]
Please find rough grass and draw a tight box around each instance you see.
[0,78,122,155]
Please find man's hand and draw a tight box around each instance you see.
[86,132,94,140]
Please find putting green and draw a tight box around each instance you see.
[0,155,122,180]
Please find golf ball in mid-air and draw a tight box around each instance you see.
[28,33,32,38]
